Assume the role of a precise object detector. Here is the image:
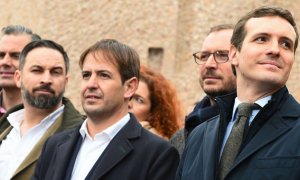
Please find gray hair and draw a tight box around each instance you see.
[1,25,41,41]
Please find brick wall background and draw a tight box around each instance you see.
[1,0,300,115]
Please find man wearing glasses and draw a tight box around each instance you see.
[170,24,236,155]
[177,6,300,180]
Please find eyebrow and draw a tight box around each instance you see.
[30,65,64,70]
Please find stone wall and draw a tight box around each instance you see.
[1,0,300,115]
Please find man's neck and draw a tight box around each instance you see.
[1,87,22,110]
[236,79,280,102]
[86,108,128,139]
[20,102,62,136]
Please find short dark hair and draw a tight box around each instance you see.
[79,39,140,83]
[231,6,299,52]
[1,25,41,41]
[19,40,69,73]
[209,24,234,34]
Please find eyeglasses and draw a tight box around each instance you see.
[192,50,229,65]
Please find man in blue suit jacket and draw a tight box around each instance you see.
[33,39,179,180]
[176,6,300,180]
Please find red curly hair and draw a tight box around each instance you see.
[140,66,182,139]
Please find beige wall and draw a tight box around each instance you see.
[1,0,300,115]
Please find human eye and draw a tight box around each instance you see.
[51,68,63,76]
[133,95,144,104]
[199,52,210,61]
[280,39,293,51]
[216,51,229,60]
[254,36,267,43]
[82,71,91,80]
[31,67,42,73]
[99,72,111,79]
[0,52,5,59]
[10,52,20,60]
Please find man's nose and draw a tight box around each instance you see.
[86,74,99,89]
[267,40,280,55]
[41,72,52,84]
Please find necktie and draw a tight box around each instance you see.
[219,103,259,180]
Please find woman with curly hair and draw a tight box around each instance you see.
[129,65,183,139]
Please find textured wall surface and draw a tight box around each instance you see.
[1,0,299,114]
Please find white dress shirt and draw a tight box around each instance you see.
[220,96,271,155]
[0,105,64,180]
[71,113,130,180]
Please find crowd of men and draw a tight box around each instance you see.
[0,5,300,180]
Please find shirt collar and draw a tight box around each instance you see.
[79,113,130,141]
[7,105,65,130]
[231,96,271,122]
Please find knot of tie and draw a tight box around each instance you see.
[237,103,260,118]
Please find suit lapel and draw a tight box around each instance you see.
[231,113,292,171]
[12,114,64,177]
[54,127,82,179]
[89,116,141,180]
[0,126,13,141]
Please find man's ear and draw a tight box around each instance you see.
[124,77,138,99]
[14,70,22,88]
[65,74,69,86]
[229,44,238,66]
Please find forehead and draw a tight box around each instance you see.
[244,16,296,41]
[24,47,65,69]
[201,29,233,51]
[136,80,150,96]
[82,52,119,72]
[0,34,31,51]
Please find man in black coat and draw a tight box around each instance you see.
[33,39,179,180]
[176,6,300,180]
[170,24,236,155]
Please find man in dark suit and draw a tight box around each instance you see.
[176,6,300,180]
[170,24,236,156]
[33,39,179,180]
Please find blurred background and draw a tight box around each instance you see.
[1,0,300,114]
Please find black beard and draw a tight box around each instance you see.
[21,83,64,109]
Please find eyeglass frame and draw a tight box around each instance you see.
[192,50,230,65]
